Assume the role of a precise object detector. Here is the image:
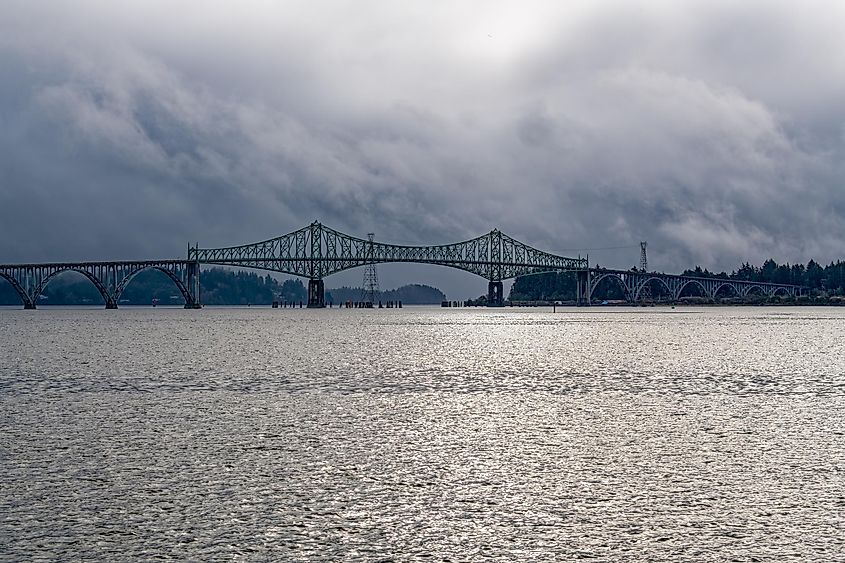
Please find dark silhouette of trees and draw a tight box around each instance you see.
[509,258,845,301]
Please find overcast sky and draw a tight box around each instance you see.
[2,1,844,297]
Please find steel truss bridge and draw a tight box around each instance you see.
[0,222,804,309]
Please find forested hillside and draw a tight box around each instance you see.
[326,284,446,304]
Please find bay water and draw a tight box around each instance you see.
[1,306,843,560]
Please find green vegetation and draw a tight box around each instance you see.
[510,271,625,302]
[199,269,308,305]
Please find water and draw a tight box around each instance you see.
[1,306,843,561]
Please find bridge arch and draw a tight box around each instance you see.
[772,286,792,297]
[589,272,632,302]
[634,276,672,301]
[741,284,766,298]
[114,265,193,306]
[34,268,112,307]
[712,282,739,299]
[0,272,33,308]
[675,279,709,300]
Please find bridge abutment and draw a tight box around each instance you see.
[487,281,504,307]
[307,279,325,308]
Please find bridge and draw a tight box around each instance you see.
[0,260,201,310]
[585,268,803,303]
[0,221,804,309]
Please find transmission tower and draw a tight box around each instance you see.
[639,241,651,302]
[639,241,648,272]
[362,233,380,304]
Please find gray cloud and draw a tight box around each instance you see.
[1,0,844,296]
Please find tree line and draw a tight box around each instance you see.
[509,258,845,302]
[326,284,445,305]
[680,259,838,291]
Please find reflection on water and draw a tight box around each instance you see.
[1,307,843,560]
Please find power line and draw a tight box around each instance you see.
[344,230,643,256]
[552,243,642,253]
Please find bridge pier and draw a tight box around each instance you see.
[487,281,504,307]
[307,279,325,308]
[183,261,202,308]
[576,270,592,306]
[23,302,36,310]
[105,302,118,310]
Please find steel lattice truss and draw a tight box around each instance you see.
[189,221,589,281]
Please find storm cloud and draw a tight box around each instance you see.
[1,1,844,295]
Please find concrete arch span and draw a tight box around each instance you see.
[0,260,201,310]
[33,268,114,308]
[589,272,634,302]
[0,271,34,308]
[114,265,194,306]
[740,284,767,298]
[712,282,740,299]
[675,279,709,300]
[634,276,673,301]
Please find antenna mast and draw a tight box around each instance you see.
[640,241,648,272]
[638,241,652,302]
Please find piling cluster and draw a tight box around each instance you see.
[271,300,402,309]
[340,300,402,308]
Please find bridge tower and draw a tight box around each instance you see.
[361,233,379,305]
[306,221,326,308]
[486,229,505,306]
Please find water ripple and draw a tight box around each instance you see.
[0,306,843,561]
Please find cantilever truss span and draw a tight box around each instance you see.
[189,221,588,281]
